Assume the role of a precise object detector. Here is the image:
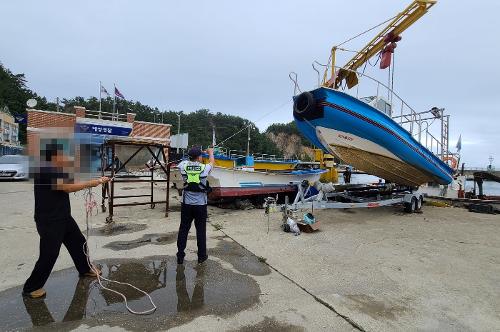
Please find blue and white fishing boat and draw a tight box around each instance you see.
[293,87,454,186]
[290,0,457,187]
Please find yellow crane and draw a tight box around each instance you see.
[324,0,437,89]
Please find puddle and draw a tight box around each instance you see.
[209,238,271,276]
[0,256,260,331]
[233,316,305,332]
[104,232,195,251]
[89,223,148,236]
[345,294,406,320]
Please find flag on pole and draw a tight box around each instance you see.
[456,134,462,151]
[114,86,125,99]
[100,84,110,98]
[14,114,27,124]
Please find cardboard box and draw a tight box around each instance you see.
[297,221,320,233]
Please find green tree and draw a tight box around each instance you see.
[0,62,307,157]
[0,63,55,143]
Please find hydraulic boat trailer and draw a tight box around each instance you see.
[284,180,424,213]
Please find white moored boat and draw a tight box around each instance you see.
[172,156,325,200]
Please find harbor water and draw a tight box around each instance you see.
[465,180,500,196]
[341,174,500,196]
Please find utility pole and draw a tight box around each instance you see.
[247,124,251,156]
[98,81,102,119]
[56,97,60,112]
[176,113,181,153]
[112,84,115,121]
[212,126,216,147]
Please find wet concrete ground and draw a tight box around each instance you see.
[0,182,354,331]
[219,206,500,331]
[103,232,194,251]
[7,180,497,330]
[89,223,148,237]
[0,256,261,331]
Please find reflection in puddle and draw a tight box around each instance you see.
[0,256,260,331]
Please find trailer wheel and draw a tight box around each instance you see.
[416,196,423,211]
[404,197,417,213]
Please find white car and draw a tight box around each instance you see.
[0,155,29,180]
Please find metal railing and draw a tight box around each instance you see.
[85,110,127,121]
[207,146,296,162]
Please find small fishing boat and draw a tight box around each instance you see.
[201,149,298,171]
[293,87,454,186]
[172,156,325,200]
[291,0,456,187]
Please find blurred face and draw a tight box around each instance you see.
[51,150,73,168]
[197,155,203,162]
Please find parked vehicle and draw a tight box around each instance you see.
[0,155,29,180]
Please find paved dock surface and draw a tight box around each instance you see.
[0,180,499,331]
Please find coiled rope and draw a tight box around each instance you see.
[82,186,157,315]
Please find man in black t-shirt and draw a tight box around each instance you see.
[23,143,110,299]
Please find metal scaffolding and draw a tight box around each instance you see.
[100,138,171,223]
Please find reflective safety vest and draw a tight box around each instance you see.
[183,163,208,192]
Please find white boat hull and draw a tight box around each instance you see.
[171,166,323,189]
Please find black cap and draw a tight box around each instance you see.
[188,146,202,158]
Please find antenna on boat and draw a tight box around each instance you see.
[289,72,301,96]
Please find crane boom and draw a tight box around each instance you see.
[330,0,437,89]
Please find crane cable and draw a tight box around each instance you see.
[336,14,398,47]
[322,14,398,82]
[215,98,292,148]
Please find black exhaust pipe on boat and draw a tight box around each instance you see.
[293,91,323,121]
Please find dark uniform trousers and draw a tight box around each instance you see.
[23,217,91,293]
[177,203,208,261]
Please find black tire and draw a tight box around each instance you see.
[293,92,314,114]
[416,196,423,211]
[404,197,417,213]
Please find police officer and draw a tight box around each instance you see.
[176,146,214,265]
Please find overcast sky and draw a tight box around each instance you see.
[1,0,498,167]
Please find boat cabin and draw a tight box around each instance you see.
[359,96,393,117]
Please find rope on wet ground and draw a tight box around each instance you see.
[82,187,157,315]
[216,228,366,332]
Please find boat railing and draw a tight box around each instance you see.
[318,65,456,165]
[252,153,297,162]
[208,147,296,162]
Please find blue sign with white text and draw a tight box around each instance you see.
[75,123,132,136]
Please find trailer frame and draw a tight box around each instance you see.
[286,181,424,213]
